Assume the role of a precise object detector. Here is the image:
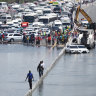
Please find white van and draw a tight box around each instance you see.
[60,16,71,28]
[1,14,12,23]
[12,4,20,10]
[43,8,52,15]
[53,20,62,27]
[32,22,44,27]
[0,2,8,11]
[35,10,43,16]
[33,7,44,12]
[12,19,20,28]
[6,21,13,27]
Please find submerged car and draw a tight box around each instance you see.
[65,45,89,54]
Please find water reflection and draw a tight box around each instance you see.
[32,47,96,96]
[38,81,44,96]
[0,44,61,96]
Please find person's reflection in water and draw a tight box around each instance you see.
[38,81,44,96]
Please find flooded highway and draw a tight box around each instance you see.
[0,44,96,96]
[0,1,96,96]
[0,44,61,96]
[32,46,96,96]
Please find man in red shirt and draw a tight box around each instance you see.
[2,33,4,42]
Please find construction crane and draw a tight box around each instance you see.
[74,5,93,27]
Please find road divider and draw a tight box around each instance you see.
[25,43,66,96]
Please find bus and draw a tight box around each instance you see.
[38,13,57,26]
[23,13,37,23]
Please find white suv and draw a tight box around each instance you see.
[65,45,89,54]
[5,33,23,42]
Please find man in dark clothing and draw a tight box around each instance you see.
[52,36,55,45]
[23,35,26,43]
[37,61,44,77]
[25,70,34,89]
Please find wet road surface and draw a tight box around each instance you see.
[32,47,96,96]
[0,3,96,96]
[0,44,61,96]
[0,43,96,96]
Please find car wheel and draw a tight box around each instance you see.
[65,50,67,53]
[80,52,82,54]
[10,38,14,42]
[93,42,95,48]
[69,51,72,54]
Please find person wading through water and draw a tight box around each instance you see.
[37,61,44,77]
[25,70,34,89]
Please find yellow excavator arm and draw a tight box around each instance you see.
[74,6,93,26]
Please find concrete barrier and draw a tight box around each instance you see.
[25,45,66,96]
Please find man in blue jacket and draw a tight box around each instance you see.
[25,70,34,89]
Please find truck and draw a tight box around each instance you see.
[77,28,95,49]
[73,6,95,49]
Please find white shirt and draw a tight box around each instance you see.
[41,62,45,69]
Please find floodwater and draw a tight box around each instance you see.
[0,44,96,96]
[32,47,96,96]
[0,44,61,96]
[32,3,96,96]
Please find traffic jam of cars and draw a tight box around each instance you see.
[0,1,93,54]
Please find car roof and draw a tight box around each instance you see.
[7,33,21,35]
[67,45,78,46]
[77,45,85,46]
[67,45,86,48]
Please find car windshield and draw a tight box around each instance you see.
[39,19,48,24]
[54,7,60,11]
[9,34,13,36]
[62,23,70,25]
[55,24,61,26]
[52,26,59,30]
[70,46,78,48]
[78,46,86,48]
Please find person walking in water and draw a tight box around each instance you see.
[25,70,34,89]
[37,61,44,77]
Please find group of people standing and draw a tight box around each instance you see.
[25,60,44,89]
[22,26,71,46]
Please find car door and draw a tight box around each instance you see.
[13,34,22,41]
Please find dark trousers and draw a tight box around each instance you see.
[39,70,43,77]
[48,40,51,45]
[28,79,32,89]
